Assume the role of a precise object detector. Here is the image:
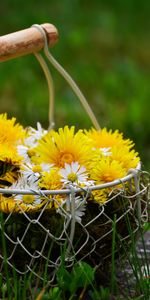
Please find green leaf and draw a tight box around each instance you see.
[70,262,95,293]
[56,266,72,291]
[48,287,62,300]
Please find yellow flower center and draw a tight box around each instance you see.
[67,172,77,182]
[60,152,74,167]
[27,148,36,157]
[22,195,35,204]
[100,173,114,182]
[32,165,42,173]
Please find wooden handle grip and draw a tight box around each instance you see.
[0,23,58,62]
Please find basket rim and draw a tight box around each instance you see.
[0,164,141,196]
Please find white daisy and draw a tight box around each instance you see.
[10,176,41,207]
[15,193,41,207]
[25,122,47,147]
[20,163,40,181]
[10,175,38,190]
[57,196,86,223]
[59,162,88,186]
[21,162,53,182]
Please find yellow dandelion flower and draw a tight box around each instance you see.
[0,144,22,186]
[0,144,22,166]
[0,171,19,187]
[39,168,62,190]
[111,146,140,171]
[85,128,133,149]
[0,113,25,146]
[90,157,126,183]
[0,195,43,213]
[0,195,21,213]
[39,168,63,208]
[91,189,108,204]
[34,126,92,168]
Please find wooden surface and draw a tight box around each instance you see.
[0,23,58,62]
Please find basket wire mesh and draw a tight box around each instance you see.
[0,166,148,282]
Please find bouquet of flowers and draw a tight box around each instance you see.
[0,113,140,211]
[0,113,148,277]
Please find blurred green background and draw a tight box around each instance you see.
[0,0,150,169]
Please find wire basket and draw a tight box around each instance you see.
[0,24,149,283]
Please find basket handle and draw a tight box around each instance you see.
[0,23,58,62]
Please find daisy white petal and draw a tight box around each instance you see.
[77,165,86,175]
[65,163,72,174]
[40,163,53,172]
[59,168,68,178]
[17,145,30,163]
[71,161,79,173]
